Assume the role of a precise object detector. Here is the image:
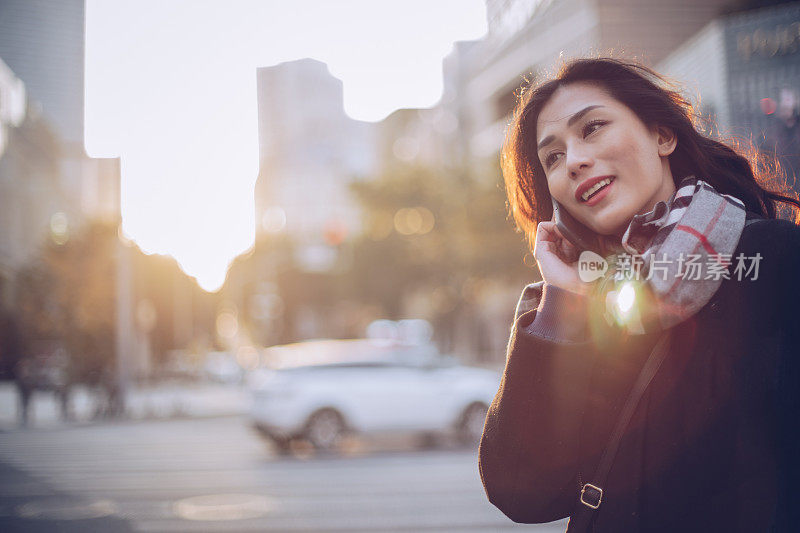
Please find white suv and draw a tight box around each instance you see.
[247,339,499,453]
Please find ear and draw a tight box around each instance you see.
[655,126,677,157]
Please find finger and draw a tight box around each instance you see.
[536,221,562,244]
[533,239,555,260]
[535,240,570,266]
[543,221,579,259]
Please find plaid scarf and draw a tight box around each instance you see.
[594,176,747,335]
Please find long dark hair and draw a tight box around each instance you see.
[502,57,800,250]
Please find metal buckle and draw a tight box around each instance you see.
[580,483,603,509]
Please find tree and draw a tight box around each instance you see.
[15,219,219,385]
[346,162,533,355]
[17,220,117,386]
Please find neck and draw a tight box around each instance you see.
[612,170,677,239]
[641,171,677,216]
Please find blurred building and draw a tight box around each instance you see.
[0,59,58,311]
[658,2,800,189]
[376,107,459,172]
[0,57,26,159]
[254,59,378,265]
[0,0,85,149]
[0,0,121,220]
[443,0,732,166]
[0,0,123,314]
[249,59,382,344]
[0,56,121,313]
[441,40,484,170]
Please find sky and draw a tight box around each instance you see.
[84,0,488,292]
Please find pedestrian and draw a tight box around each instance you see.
[0,312,30,426]
[478,57,800,532]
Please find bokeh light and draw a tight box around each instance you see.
[260,207,286,233]
[49,212,70,245]
[393,207,435,236]
[216,310,239,339]
[236,345,260,371]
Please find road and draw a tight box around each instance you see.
[0,416,568,532]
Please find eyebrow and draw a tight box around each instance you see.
[537,105,605,151]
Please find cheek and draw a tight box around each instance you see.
[546,173,571,205]
[599,133,658,175]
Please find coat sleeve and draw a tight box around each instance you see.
[768,219,800,530]
[479,282,597,523]
[733,218,800,530]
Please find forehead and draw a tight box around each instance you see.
[536,83,620,135]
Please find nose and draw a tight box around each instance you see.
[566,144,593,178]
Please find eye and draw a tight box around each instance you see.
[583,119,606,137]
[544,151,563,169]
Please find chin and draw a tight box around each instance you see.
[588,206,633,237]
[584,210,631,238]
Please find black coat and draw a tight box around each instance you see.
[479,217,800,532]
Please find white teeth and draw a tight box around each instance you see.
[581,178,613,201]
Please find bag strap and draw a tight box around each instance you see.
[570,331,672,530]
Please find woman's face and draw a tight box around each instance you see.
[535,82,677,237]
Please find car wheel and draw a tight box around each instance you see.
[458,402,488,446]
[304,409,346,452]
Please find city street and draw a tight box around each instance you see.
[0,415,567,532]
[2,1,798,531]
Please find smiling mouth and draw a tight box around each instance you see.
[580,177,615,202]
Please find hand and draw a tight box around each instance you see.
[533,221,590,296]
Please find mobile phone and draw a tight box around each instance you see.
[551,198,602,255]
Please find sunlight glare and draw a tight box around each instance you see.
[84,0,487,291]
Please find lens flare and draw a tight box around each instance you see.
[616,282,636,316]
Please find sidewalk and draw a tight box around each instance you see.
[0,381,250,429]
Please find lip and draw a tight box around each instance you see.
[582,178,614,206]
[575,175,615,203]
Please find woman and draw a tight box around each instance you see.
[478,57,800,532]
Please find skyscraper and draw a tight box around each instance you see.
[254,59,376,252]
[0,0,85,149]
